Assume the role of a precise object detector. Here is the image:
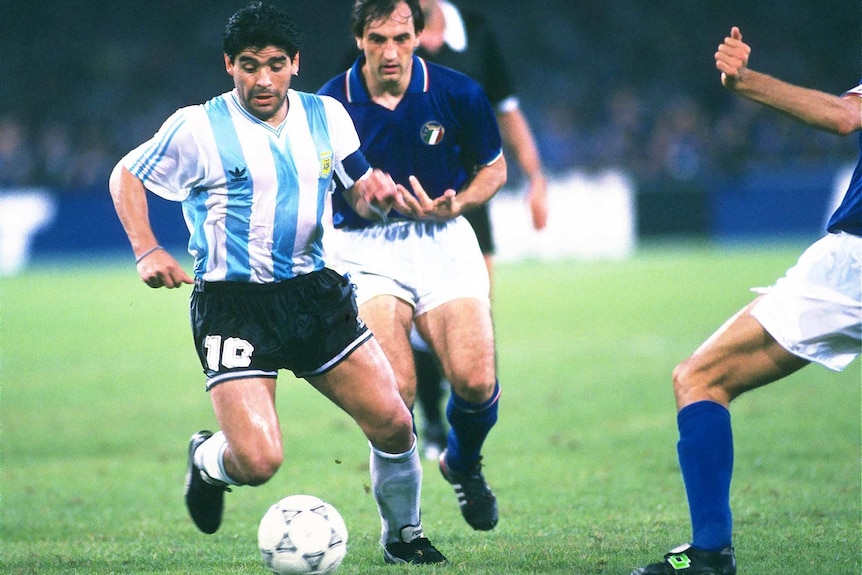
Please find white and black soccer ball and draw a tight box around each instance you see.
[258,494,348,575]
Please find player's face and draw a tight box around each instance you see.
[357,2,419,94]
[225,46,299,125]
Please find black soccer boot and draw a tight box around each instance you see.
[184,430,231,534]
[630,544,736,575]
[383,525,447,565]
[439,449,498,531]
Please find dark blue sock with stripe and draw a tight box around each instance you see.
[444,381,500,471]
[677,400,734,551]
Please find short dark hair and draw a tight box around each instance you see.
[350,0,424,38]
[223,2,303,61]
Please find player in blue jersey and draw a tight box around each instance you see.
[630,27,861,575]
[108,2,446,565]
[410,0,549,461]
[319,0,506,532]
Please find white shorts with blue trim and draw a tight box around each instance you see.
[751,232,861,371]
[327,217,490,317]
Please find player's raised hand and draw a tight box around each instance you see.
[397,175,457,221]
[715,27,751,89]
[136,247,193,289]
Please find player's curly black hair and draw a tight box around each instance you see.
[223,2,304,61]
[350,0,424,39]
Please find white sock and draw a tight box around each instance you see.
[369,436,423,545]
[193,431,240,486]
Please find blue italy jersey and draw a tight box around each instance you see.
[826,82,862,236]
[319,55,503,229]
[123,89,370,282]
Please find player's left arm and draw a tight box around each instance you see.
[428,77,508,217]
[399,154,507,221]
[450,153,508,214]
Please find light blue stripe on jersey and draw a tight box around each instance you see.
[271,120,300,280]
[297,92,332,273]
[185,186,210,278]
[204,97,252,282]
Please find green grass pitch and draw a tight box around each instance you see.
[1,242,859,574]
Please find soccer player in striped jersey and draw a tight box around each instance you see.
[630,27,861,575]
[319,0,506,533]
[108,2,445,565]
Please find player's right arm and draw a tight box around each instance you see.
[497,108,548,230]
[716,26,862,136]
[108,163,192,289]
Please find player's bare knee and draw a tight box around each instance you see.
[449,372,495,403]
[672,356,714,404]
[365,408,414,453]
[673,357,732,407]
[672,358,694,398]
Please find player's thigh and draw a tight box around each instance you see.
[674,300,808,408]
[209,377,283,461]
[307,338,413,453]
[417,297,496,397]
[359,295,418,402]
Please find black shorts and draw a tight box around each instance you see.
[190,268,371,389]
[463,203,495,255]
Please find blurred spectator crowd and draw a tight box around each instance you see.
[2,0,858,192]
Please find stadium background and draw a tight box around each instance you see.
[0,0,859,268]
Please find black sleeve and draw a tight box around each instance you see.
[463,11,516,107]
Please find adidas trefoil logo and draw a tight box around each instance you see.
[228,166,248,182]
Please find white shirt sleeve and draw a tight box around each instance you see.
[321,96,361,162]
[121,107,206,202]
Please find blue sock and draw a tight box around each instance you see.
[677,400,734,551]
[444,381,500,471]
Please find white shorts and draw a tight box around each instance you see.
[328,217,490,316]
[751,232,862,371]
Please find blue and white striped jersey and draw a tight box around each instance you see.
[123,89,370,282]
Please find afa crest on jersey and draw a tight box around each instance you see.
[420,121,445,145]
[319,151,332,178]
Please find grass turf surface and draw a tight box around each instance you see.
[2,242,859,574]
